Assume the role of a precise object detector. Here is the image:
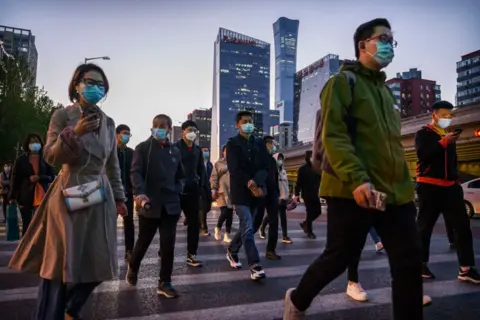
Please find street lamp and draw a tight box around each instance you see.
[84,56,110,64]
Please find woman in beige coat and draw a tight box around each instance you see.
[210,145,233,243]
[8,64,127,320]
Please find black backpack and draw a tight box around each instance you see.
[312,70,357,177]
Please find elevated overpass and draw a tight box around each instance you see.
[283,103,480,182]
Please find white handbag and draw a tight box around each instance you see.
[62,180,106,212]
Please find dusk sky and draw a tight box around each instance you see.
[2,0,479,147]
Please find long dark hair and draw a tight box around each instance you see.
[22,133,44,153]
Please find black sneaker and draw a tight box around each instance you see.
[250,264,266,280]
[306,233,316,239]
[157,250,161,258]
[125,264,138,286]
[201,230,210,236]
[422,264,435,279]
[186,254,202,267]
[259,229,266,239]
[226,249,242,269]
[282,236,293,244]
[266,251,282,260]
[300,221,307,234]
[157,281,179,298]
[458,267,480,284]
[124,250,132,262]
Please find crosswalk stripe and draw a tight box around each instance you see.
[107,279,480,320]
[0,252,477,303]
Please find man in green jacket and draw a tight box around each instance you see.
[283,18,425,320]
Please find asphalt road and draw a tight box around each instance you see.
[0,205,479,319]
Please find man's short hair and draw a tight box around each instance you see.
[235,111,253,123]
[153,114,173,129]
[432,100,454,110]
[116,124,130,134]
[353,18,391,59]
[181,120,197,130]
[263,135,274,144]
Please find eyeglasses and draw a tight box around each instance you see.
[367,34,398,48]
[122,133,132,137]
[82,78,105,88]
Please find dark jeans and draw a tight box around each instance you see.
[130,211,179,283]
[253,196,279,252]
[417,183,475,266]
[199,191,212,233]
[303,197,321,233]
[229,205,260,266]
[181,193,200,255]
[1,194,7,220]
[260,199,288,237]
[19,205,35,236]
[291,198,423,319]
[33,278,100,320]
[122,195,135,252]
[217,206,233,233]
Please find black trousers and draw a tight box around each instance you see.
[260,199,288,237]
[1,194,7,220]
[291,198,423,319]
[304,197,321,233]
[122,195,135,252]
[253,196,279,252]
[199,191,212,233]
[181,193,200,255]
[445,221,455,244]
[19,205,35,236]
[417,183,475,266]
[129,211,179,283]
[217,206,233,233]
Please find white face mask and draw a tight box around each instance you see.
[436,118,452,129]
[277,160,283,167]
[185,132,197,141]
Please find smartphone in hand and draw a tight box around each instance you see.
[453,128,463,135]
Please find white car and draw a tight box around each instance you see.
[462,178,480,218]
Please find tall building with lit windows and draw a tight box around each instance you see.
[273,17,299,132]
[211,28,270,160]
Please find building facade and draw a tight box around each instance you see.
[294,54,341,143]
[187,108,212,149]
[273,17,299,128]
[386,68,441,118]
[211,28,270,160]
[0,25,38,84]
[457,50,480,107]
[171,125,182,143]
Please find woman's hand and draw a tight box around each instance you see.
[116,201,128,217]
[74,114,100,137]
[30,175,39,183]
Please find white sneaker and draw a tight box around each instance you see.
[223,232,232,243]
[346,282,368,301]
[423,295,432,306]
[214,227,221,241]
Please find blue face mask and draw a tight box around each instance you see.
[29,143,41,152]
[241,123,255,134]
[203,151,209,158]
[151,128,167,140]
[370,41,394,68]
[120,134,130,145]
[81,85,105,105]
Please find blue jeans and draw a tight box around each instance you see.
[229,205,260,266]
[369,227,381,244]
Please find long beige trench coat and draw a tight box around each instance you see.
[210,158,231,208]
[9,104,126,283]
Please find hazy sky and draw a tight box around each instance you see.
[2,0,479,147]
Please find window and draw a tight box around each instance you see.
[468,180,480,189]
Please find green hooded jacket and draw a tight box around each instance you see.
[319,61,414,205]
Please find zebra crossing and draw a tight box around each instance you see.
[0,208,479,319]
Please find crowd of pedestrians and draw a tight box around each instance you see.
[0,17,478,320]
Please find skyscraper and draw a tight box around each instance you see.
[187,108,212,149]
[456,50,480,107]
[0,25,38,84]
[273,17,299,133]
[295,54,341,143]
[211,28,270,160]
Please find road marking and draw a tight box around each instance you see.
[107,279,480,320]
[0,253,477,303]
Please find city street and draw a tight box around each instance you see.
[0,206,479,319]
